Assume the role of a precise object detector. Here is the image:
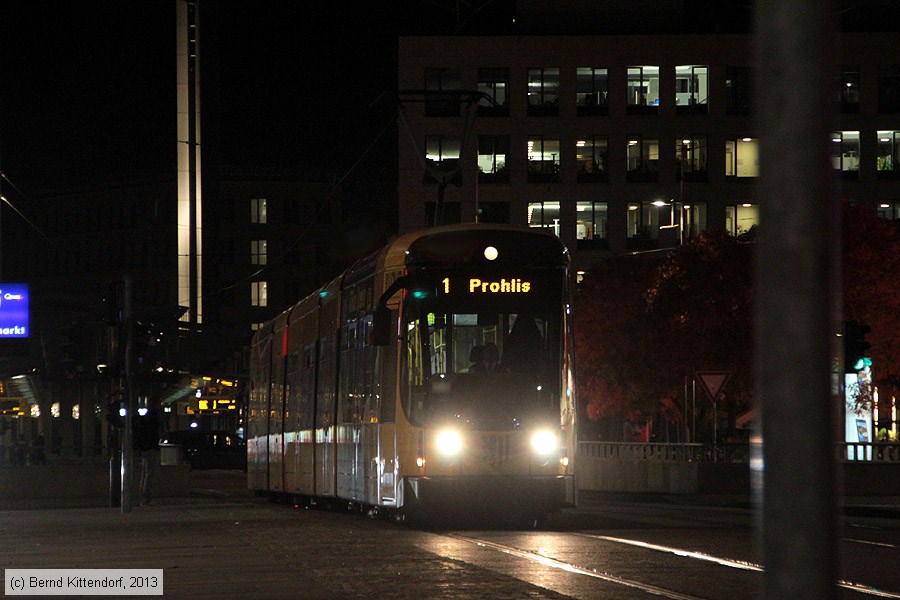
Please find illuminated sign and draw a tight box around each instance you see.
[441,277,533,295]
[0,284,29,338]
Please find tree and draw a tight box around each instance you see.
[575,252,658,426]
[575,230,755,440]
[841,202,900,401]
[576,202,900,441]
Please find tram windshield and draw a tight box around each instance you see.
[400,272,564,429]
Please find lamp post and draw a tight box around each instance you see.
[653,198,681,246]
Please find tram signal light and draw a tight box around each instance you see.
[843,320,871,373]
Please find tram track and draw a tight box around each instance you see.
[440,530,900,600]
[447,532,707,600]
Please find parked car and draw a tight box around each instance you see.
[159,429,247,471]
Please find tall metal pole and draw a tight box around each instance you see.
[755,2,841,598]
[121,276,134,513]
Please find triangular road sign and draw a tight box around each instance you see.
[696,371,731,402]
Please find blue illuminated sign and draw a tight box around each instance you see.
[0,284,29,338]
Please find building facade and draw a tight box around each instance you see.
[398,33,900,271]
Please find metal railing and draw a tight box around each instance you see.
[580,441,900,464]
[841,442,900,463]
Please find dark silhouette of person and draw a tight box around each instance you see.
[30,434,46,465]
[468,345,484,371]
[470,342,501,372]
[502,316,544,373]
[134,396,162,506]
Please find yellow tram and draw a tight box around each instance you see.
[247,224,577,523]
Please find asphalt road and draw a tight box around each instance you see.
[2,471,899,599]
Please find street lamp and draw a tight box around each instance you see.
[654,198,683,246]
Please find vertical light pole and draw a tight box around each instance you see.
[121,276,134,513]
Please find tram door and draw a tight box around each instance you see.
[378,333,400,506]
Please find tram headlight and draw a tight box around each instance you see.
[435,429,463,456]
[530,430,558,456]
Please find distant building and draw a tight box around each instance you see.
[397,31,900,273]
[0,169,342,454]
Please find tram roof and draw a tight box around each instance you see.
[380,224,570,271]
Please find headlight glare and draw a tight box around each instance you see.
[435,429,463,456]
[531,430,558,456]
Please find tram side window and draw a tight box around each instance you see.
[316,336,335,427]
[339,323,358,423]
[403,316,428,421]
[300,344,316,429]
[286,351,301,431]
[359,314,381,423]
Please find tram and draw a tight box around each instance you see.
[247,224,577,523]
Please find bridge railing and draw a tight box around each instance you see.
[841,442,900,463]
[579,441,900,464]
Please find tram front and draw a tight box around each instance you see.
[387,228,577,522]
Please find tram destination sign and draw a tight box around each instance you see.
[441,276,533,296]
[0,283,29,338]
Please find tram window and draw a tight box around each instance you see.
[478,312,498,326]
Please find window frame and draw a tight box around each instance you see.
[576,136,609,183]
[477,135,510,183]
[575,201,609,250]
[627,66,660,115]
[576,67,609,116]
[626,136,660,182]
[675,65,709,114]
[527,136,561,183]
[477,68,510,116]
[527,67,561,116]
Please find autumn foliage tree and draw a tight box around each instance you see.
[576,202,900,442]
[575,230,755,441]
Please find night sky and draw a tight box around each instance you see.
[4,1,894,200]
[0,2,504,199]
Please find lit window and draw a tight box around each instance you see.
[627,66,660,113]
[527,136,561,183]
[527,201,561,237]
[676,137,708,181]
[251,240,267,265]
[877,130,900,178]
[831,131,860,179]
[576,137,609,183]
[477,135,509,183]
[726,204,759,235]
[251,281,268,307]
[576,202,608,249]
[424,136,461,184]
[251,198,267,224]
[675,65,708,113]
[725,138,759,177]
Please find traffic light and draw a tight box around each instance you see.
[843,320,871,372]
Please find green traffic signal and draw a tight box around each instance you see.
[843,320,871,373]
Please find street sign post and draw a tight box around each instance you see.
[695,371,732,446]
